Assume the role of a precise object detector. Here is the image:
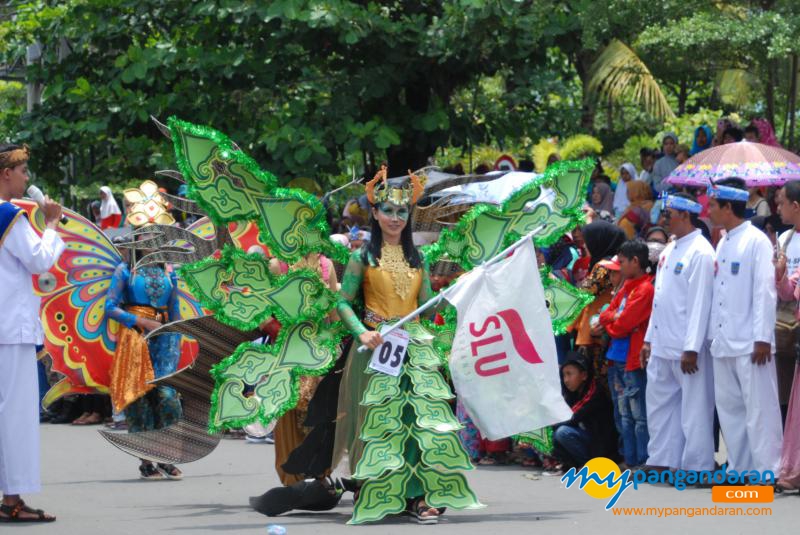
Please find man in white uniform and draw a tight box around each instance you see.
[708,178,782,474]
[0,144,63,523]
[641,192,715,472]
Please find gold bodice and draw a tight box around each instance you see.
[362,245,422,327]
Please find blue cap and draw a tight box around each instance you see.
[661,194,702,214]
[708,185,748,202]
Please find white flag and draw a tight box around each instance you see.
[444,238,572,440]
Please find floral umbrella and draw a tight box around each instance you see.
[665,141,800,186]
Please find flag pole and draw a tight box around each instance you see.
[356,223,547,352]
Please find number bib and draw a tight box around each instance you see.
[369,329,409,377]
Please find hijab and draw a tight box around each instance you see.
[751,118,781,147]
[690,125,713,155]
[99,186,121,219]
[613,163,638,215]
[582,221,626,268]
[590,182,614,215]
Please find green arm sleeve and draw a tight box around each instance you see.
[337,250,368,337]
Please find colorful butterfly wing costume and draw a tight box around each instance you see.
[13,200,206,408]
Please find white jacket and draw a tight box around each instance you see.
[0,214,64,344]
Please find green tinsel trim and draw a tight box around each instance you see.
[207,321,346,433]
[541,272,595,335]
[167,116,349,266]
[178,245,338,333]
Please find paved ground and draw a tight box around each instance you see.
[12,424,796,534]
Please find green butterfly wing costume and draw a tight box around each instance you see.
[156,117,594,524]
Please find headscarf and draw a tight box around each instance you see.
[626,180,653,208]
[99,186,121,219]
[613,163,638,216]
[690,125,713,155]
[590,182,614,214]
[582,221,626,268]
[751,118,781,147]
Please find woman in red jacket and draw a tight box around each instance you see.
[597,240,654,468]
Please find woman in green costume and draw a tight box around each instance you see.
[332,166,480,525]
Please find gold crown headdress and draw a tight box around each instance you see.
[123,180,176,228]
[364,164,425,206]
[0,144,30,169]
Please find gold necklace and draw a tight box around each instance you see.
[378,244,416,300]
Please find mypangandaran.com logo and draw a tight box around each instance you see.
[561,457,775,509]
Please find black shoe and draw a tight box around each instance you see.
[250,479,342,517]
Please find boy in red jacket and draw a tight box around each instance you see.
[598,240,654,468]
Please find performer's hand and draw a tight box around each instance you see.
[136,317,162,333]
[359,330,384,350]
[42,196,63,228]
[751,341,771,365]
[680,351,699,374]
[640,342,651,369]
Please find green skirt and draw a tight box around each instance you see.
[332,321,482,524]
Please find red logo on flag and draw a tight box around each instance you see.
[469,309,543,377]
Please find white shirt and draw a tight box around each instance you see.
[645,229,714,359]
[710,221,776,358]
[0,212,65,344]
[777,229,800,275]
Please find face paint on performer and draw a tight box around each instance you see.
[377,202,409,222]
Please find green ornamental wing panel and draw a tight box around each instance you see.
[207,322,345,432]
[352,427,409,480]
[417,465,484,510]
[542,270,595,335]
[168,117,349,265]
[349,466,413,525]
[412,426,474,471]
[514,426,555,456]
[169,116,277,222]
[180,247,336,331]
[422,158,594,269]
[209,378,260,429]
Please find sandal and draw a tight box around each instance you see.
[139,463,164,480]
[407,498,441,525]
[75,412,103,426]
[0,500,56,523]
[157,463,183,480]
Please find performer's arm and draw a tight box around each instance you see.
[104,263,138,328]
[5,215,65,274]
[337,250,367,336]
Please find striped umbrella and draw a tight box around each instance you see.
[665,140,800,186]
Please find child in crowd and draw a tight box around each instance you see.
[597,240,655,468]
[551,355,619,472]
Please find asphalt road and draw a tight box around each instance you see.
[13,424,796,534]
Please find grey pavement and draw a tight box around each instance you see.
[15,424,796,534]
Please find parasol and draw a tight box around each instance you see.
[665,140,800,187]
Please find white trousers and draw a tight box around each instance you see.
[713,355,783,473]
[0,344,40,495]
[645,352,715,470]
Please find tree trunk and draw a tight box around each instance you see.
[788,54,798,149]
[678,77,688,116]
[386,81,435,176]
[574,50,597,133]
[766,59,777,128]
